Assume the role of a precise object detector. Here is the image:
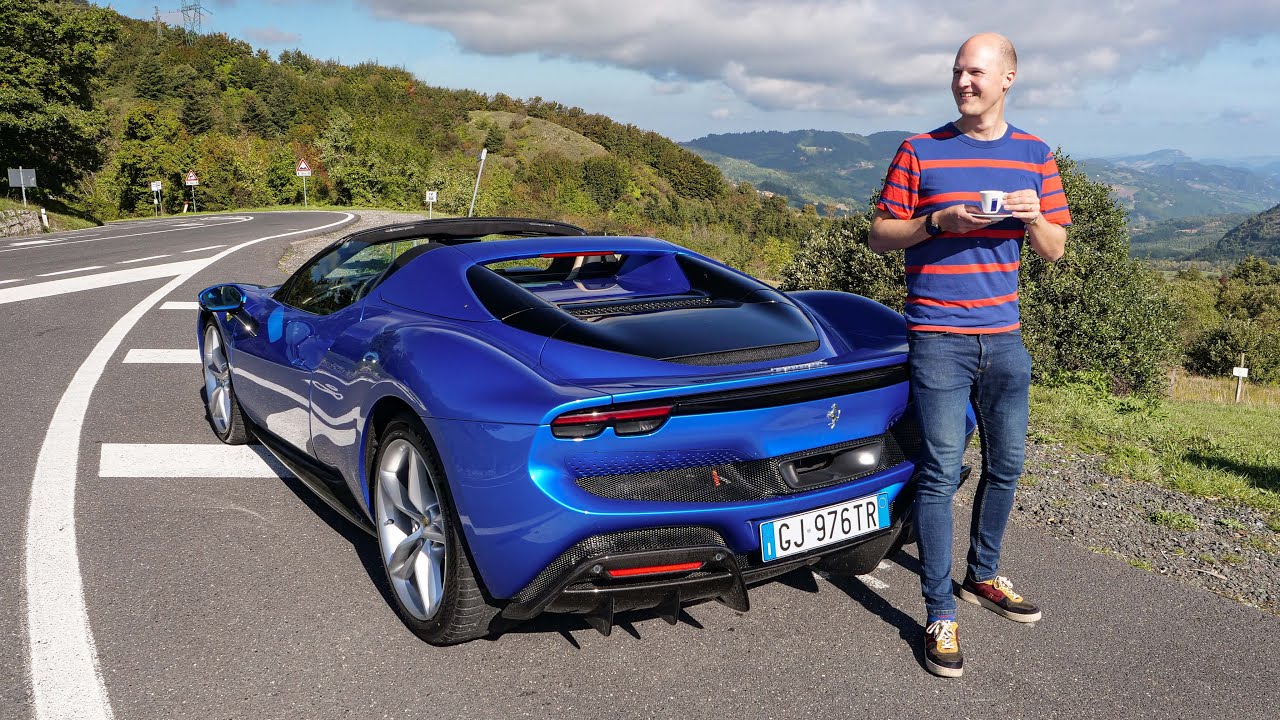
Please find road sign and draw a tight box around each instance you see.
[7,168,36,187]
[425,190,437,203]
[295,160,312,177]
[185,171,199,186]
[150,180,163,192]
[1233,367,1249,378]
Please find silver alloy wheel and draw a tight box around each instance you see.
[375,438,449,621]
[202,324,233,435]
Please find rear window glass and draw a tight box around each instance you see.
[483,252,692,305]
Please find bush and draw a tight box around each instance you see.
[777,214,905,309]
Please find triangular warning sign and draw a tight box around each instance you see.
[296,160,310,173]
[185,170,198,182]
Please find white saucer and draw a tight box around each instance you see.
[971,212,1014,219]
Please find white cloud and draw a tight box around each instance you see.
[709,107,731,119]
[356,0,1280,118]
[652,80,689,95]
[245,27,301,45]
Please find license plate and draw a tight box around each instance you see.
[759,492,890,562]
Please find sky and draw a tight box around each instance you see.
[102,0,1280,161]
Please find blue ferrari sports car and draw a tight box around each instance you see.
[197,217,972,644]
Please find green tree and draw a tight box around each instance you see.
[778,215,906,310]
[1019,151,1176,395]
[0,0,119,194]
[581,155,629,210]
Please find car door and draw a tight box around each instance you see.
[230,237,400,455]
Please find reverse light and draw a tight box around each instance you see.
[551,404,673,439]
[605,561,704,578]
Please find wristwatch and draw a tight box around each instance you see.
[924,212,943,237]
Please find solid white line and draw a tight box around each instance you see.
[99,443,291,478]
[0,259,207,304]
[181,244,225,253]
[37,266,104,277]
[0,216,252,255]
[24,211,354,720]
[122,348,198,364]
[116,254,170,264]
[0,278,22,286]
[159,301,199,310]
[10,239,53,246]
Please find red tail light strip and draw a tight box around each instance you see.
[540,251,617,258]
[605,561,705,578]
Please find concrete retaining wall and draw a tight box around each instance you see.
[1,208,44,238]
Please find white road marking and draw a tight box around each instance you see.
[0,258,207,304]
[122,348,199,364]
[116,254,171,264]
[24,211,354,720]
[0,216,252,255]
[160,301,199,310]
[10,239,53,246]
[37,266,104,277]
[99,443,291,478]
[0,278,23,286]
[181,244,226,253]
[856,574,891,590]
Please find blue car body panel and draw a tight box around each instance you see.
[197,218,976,610]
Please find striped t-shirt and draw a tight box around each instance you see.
[877,123,1071,333]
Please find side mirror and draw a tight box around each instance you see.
[199,284,246,312]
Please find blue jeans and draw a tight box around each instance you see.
[908,329,1032,618]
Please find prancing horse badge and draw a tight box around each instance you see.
[827,403,841,429]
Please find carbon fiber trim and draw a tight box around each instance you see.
[572,409,921,503]
[511,526,727,604]
[666,340,820,366]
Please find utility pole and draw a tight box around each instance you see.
[154,6,163,40]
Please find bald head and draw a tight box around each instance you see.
[958,32,1018,73]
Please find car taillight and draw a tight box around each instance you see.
[551,405,672,439]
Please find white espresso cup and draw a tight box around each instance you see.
[979,190,1005,214]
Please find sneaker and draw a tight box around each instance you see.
[924,619,963,677]
[958,576,1042,623]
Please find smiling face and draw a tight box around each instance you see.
[952,35,1016,121]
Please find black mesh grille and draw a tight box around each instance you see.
[513,526,727,603]
[563,297,715,317]
[666,340,820,366]
[574,409,921,504]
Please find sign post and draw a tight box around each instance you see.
[7,167,37,207]
[425,190,437,219]
[295,160,312,207]
[1233,358,1249,404]
[185,170,199,213]
[150,180,163,216]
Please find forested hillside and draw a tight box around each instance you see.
[1192,204,1280,262]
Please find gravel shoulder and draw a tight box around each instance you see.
[277,209,1280,615]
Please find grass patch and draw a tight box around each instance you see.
[0,197,100,233]
[1148,510,1199,531]
[1128,558,1153,571]
[1031,384,1280,525]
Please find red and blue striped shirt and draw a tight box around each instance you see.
[877,123,1071,334]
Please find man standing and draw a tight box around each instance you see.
[869,32,1069,678]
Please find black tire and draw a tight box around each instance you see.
[371,418,500,644]
[201,320,251,445]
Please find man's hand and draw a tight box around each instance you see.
[935,203,997,234]
[1003,189,1042,225]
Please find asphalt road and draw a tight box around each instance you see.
[1,212,1275,720]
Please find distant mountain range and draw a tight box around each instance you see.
[682,131,1280,223]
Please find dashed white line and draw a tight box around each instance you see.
[160,301,199,310]
[0,278,23,286]
[24,211,354,720]
[122,348,199,364]
[0,216,252,255]
[37,266,104,277]
[10,239,53,246]
[116,254,171,264]
[99,443,291,478]
[181,244,226,253]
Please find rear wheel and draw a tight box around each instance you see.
[202,321,250,444]
[373,418,499,644]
